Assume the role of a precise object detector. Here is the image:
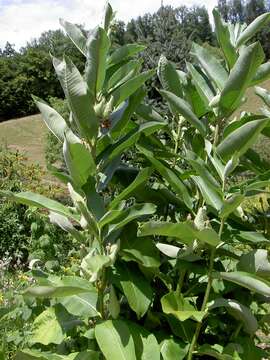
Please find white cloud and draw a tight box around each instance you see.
[0,0,217,49]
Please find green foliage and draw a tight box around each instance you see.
[0,30,84,120]
[0,147,70,264]
[2,4,270,360]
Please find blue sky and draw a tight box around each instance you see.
[0,0,217,49]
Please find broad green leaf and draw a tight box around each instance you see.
[182,76,209,117]
[192,176,223,211]
[107,60,140,91]
[187,151,220,189]
[67,351,100,360]
[114,262,153,318]
[16,350,100,360]
[191,42,228,91]
[15,349,63,360]
[219,271,270,296]
[209,298,258,334]
[110,167,152,209]
[120,225,160,268]
[218,42,264,116]
[236,337,268,360]
[158,55,182,97]
[108,285,120,319]
[237,249,270,278]
[236,13,270,48]
[81,254,111,282]
[128,322,160,360]
[219,194,245,219]
[110,87,145,139]
[24,275,95,298]
[216,118,269,161]
[236,231,270,244]
[0,190,79,222]
[255,86,270,107]
[161,291,205,322]
[138,221,221,247]
[85,27,110,96]
[196,344,234,360]
[98,209,122,229]
[54,56,98,145]
[30,305,79,345]
[60,19,87,55]
[107,44,146,67]
[60,292,100,318]
[103,2,113,32]
[33,96,68,142]
[63,132,96,189]
[109,203,156,233]
[111,69,155,107]
[49,212,85,243]
[95,320,137,360]
[160,338,188,360]
[196,228,221,247]
[250,62,270,86]
[213,9,237,69]
[160,90,207,136]
[186,62,214,105]
[137,144,193,210]
[136,103,164,123]
[106,121,165,163]
[222,114,266,139]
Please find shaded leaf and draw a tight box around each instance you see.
[218,271,270,296]
[107,44,146,67]
[114,262,153,318]
[0,190,79,222]
[219,42,264,116]
[161,291,205,322]
[160,90,207,136]
[191,42,228,91]
[213,9,237,69]
[31,305,79,345]
[237,249,270,278]
[160,338,188,360]
[60,19,87,55]
[217,117,269,161]
[236,13,270,48]
[209,298,258,334]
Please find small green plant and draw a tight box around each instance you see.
[2,4,270,359]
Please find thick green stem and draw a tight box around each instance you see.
[97,268,106,319]
[187,219,225,360]
[177,269,186,292]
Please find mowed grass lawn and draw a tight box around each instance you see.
[0,114,47,166]
[0,79,270,166]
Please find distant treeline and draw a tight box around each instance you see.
[0,0,269,120]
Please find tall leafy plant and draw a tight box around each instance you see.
[2,4,270,359]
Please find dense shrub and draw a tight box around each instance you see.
[0,147,70,265]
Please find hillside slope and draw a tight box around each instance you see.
[0,114,47,165]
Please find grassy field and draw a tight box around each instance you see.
[0,114,47,166]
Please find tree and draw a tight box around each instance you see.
[218,0,229,20]
[0,42,16,57]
